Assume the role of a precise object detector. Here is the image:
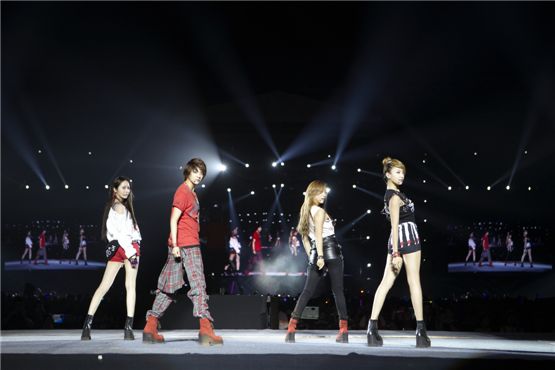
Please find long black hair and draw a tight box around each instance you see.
[101,176,138,241]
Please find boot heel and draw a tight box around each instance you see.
[335,332,348,343]
[285,332,295,343]
[199,334,224,346]
[367,334,383,347]
[143,332,164,343]
[416,335,431,348]
[81,314,93,340]
[124,316,135,340]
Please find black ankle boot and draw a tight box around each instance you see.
[367,319,383,347]
[124,316,135,340]
[81,314,93,340]
[416,320,431,348]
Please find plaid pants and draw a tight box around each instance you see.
[146,246,213,321]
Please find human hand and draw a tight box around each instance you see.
[316,258,325,270]
[390,255,403,274]
[172,247,181,258]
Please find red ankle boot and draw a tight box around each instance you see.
[142,315,164,343]
[199,318,223,346]
[336,319,348,343]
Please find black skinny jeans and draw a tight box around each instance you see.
[291,257,348,321]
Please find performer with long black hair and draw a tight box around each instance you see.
[81,176,141,340]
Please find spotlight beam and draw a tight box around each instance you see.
[336,210,371,237]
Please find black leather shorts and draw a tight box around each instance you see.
[309,235,343,265]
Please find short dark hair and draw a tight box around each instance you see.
[183,158,207,179]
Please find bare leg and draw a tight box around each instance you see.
[83,248,88,262]
[370,254,401,320]
[123,258,139,317]
[87,262,122,315]
[75,248,82,261]
[527,249,533,266]
[403,251,424,321]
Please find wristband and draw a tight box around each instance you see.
[317,255,324,260]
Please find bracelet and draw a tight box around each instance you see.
[317,255,324,260]
[391,251,401,258]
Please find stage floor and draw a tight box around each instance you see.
[2,329,554,358]
[448,261,551,273]
[2,330,554,370]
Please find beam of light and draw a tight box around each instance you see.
[220,149,249,168]
[227,191,240,229]
[507,105,537,188]
[280,103,340,162]
[336,210,372,237]
[16,98,68,187]
[357,169,383,178]
[187,10,279,159]
[353,185,383,201]
[3,117,48,186]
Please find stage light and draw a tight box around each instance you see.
[366,236,370,240]
[465,185,470,190]
[506,185,510,190]
[245,163,250,168]
[271,162,277,167]
[179,166,183,170]
[327,154,331,158]
[357,168,361,173]
[104,185,109,189]
[64,185,69,189]
[25,185,30,190]
[447,186,452,191]
[474,152,478,156]
[45,185,50,190]
[487,186,491,191]
[367,263,372,268]
[423,180,427,184]
[424,219,428,223]
[366,209,371,214]
[88,151,92,156]
[272,184,276,188]
[524,150,528,155]
[331,165,336,170]
[201,184,206,188]
[227,188,231,192]
[218,164,227,172]
[306,164,311,168]
[528,186,532,191]
[38,149,42,154]
[129,179,133,183]
[326,187,331,193]
[129,159,133,163]
[422,159,426,164]
[280,183,284,188]
[352,184,357,189]
[251,191,255,195]
[280,162,285,167]
[85,185,90,190]
[423,199,427,203]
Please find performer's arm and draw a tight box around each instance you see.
[313,208,326,270]
[389,196,401,253]
[170,207,183,258]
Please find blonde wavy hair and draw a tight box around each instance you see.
[296,180,327,237]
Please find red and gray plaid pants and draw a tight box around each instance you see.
[146,246,213,321]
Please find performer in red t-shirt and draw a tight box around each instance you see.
[143,158,223,346]
[34,230,48,265]
[478,231,493,267]
[251,225,264,271]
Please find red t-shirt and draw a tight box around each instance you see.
[252,230,262,252]
[168,182,200,247]
[39,234,46,249]
[481,235,489,250]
